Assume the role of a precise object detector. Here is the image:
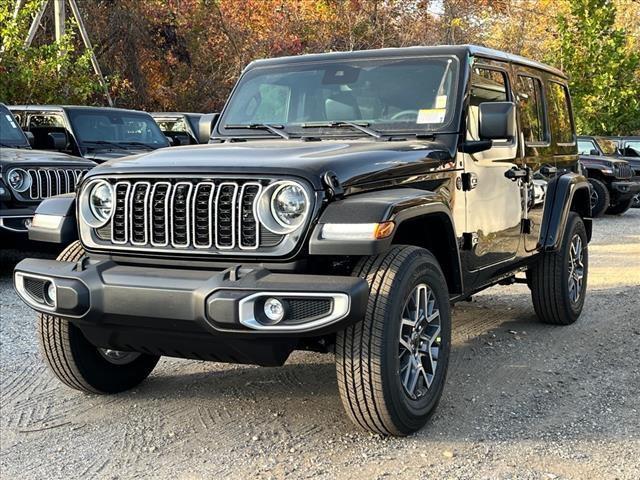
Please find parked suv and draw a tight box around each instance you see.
[577,135,640,215]
[0,104,95,242]
[9,105,170,163]
[14,46,592,436]
[605,136,640,208]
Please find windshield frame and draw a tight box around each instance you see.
[66,108,170,151]
[216,54,462,140]
[0,105,30,149]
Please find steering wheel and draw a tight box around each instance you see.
[391,110,419,120]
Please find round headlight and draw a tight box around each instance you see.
[7,168,31,192]
[271,183,308,228]
[81,180,113,228]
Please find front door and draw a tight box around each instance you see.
[463,63,523,271]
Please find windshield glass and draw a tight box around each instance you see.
[0,106,29,148]
[623,140,640,157]
[67,109,169,149]
[594,137,618,156]
[221,56,459,137]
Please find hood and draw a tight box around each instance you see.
[84,148,160,163]
[87,137,458,190]
[0,147,96,167]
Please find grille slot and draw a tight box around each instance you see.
[285,298,333,323]
[91,178,291,254]
[25,168,87,200]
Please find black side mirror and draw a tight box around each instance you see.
[47,132,67,151]
[198,113,219,144]
[24,131,35,147]
[589,149,599,156]
[479,102,516,141]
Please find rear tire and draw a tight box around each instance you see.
[606,198,633,215]
[528,213,588,325]
[38,241,160,394]
[588,178,609,218]
[335,246,451,436]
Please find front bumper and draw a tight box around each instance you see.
[0,207,36,234]
[14,258,368,363]
[611,178,640,199]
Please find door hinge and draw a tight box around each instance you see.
[462,232,479,250]
[461,172,478,191]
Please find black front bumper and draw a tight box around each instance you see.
[611,178,640,200]
[14,258,368,365]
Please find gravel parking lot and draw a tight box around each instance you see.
[1,210,639,480]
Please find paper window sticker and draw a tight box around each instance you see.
[417,109,446,124]
[435,95,448,109]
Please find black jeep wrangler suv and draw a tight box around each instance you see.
[14,46,592,436]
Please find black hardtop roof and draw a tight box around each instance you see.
[151,112,204,117]
[9,105,153,115]
[246,44,566,79]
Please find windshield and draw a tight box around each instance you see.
[67,109,169,150]
[221,56,459,137]
[0,106,29,148]
[594,137,618,156]
[622,140,640,157]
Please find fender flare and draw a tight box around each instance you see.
[29,193,78,244]
[539,173,592,251]
[309,188,463,293]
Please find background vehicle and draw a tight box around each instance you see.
[605,136,640,208]
[578,135,640,215]
[151,112,219,145]
[9,105,170,163]
[0,104,95,243]
[14,46,592,436]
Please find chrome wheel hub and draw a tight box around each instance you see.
[398,284,441,400]
[98,348,141,365]
[568,234,585,304]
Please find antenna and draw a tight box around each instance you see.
[17,0,113,106]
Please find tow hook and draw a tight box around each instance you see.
[322,171,344,200]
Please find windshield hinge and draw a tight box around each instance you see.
[461,172,478,191]
[322,171,344,200]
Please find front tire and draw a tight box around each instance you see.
[588,178,609,218]
[606,198,633,215]
[528,213,588,325]
[335,246,451,436]
[38,241,160,394]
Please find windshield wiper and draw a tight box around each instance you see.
[0,142,17,148]
[224,123,290,140]
[119,141,155,150]
[300,121,383,139]
[83,140,128,151]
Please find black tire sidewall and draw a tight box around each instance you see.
[589,179,609,217]
[606,198,633,215]
[561,214,589,320]
[380,251,451,433]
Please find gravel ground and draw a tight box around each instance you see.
[1,210,639,480]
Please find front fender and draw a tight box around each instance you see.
[539,173,592,251]
[29,193,78,244]
[309,188,453,255]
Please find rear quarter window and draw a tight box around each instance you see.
[547,81,574,145]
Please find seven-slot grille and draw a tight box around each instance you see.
[614,163,633,179]
[27,168,88,200]
[104,178,272,252]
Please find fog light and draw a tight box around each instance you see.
[24,218,32,229]
[263,297,285,323]
[44,281,56,307]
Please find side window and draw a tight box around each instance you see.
[467,67,508,140]
[547,82,574,145]
[577,139,598,155]
[517,76,547,144]
[26,114,69,150]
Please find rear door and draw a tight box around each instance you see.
[463,60,522,271]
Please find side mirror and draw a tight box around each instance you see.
[24,131,35,147]
[165,135,176,146]
[479,102,516,141]
[590,149,599,156]
[47,132,67,151]
[198,113,219,144]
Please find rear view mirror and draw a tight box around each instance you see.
[47,132,67,151]
[479,102,516,141]
[24,131,35,147]
[198,113,219,144]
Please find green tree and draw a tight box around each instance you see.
[554,0,640,135]
[0,0,107,104]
